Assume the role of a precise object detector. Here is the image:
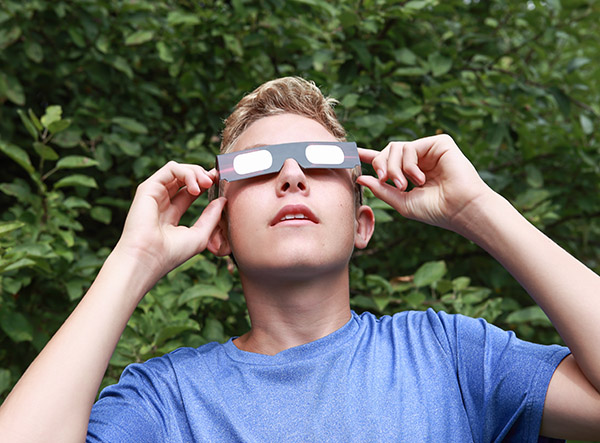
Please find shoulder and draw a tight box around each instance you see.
[101,342,224,396]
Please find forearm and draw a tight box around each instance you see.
[0,247,157,442]
[456,190,600,391]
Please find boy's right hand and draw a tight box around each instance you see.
[114,161,227,285]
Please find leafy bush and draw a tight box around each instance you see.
[1,0,599,400]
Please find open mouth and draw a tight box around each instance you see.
[271,205,319,226]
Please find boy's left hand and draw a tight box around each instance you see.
[356,134,492,232]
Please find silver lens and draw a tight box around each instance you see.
[305,144,344,165]
[233,150,274,175]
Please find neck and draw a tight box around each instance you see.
[234,267,352,355]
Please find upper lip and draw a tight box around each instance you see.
[270,204,319,226]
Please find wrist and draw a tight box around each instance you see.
[449,187,510,243]
[102,243,165,302]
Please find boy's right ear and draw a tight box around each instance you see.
[206,219,231,257]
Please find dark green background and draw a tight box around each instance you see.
[1,6,599,439]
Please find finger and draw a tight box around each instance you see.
[191,165,217,192]
[356,175,406,215]
[370,144,391,181]
[401,144,426,186]
[387,142,408,191]
[358,148,386,180]
[357,148,380,164]
[148,162,199,198]
[166,186,201,223]
[190,197,227,240]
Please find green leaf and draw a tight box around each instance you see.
[125,30,154,46]
[40,105,63,128]
[404,0,433,11]
[452,277,471,291]
[0,311,34,343]
[395,48,417,65]
[156,41,174,63]
[17,109,38,140]
[413,261,447,288]
[167,11,201,26]
[428,53,453,77]
[155,324,199,347]
[28,109,44,131]
[0,220,25,236]
[25,40,43,63]
[202,318,225,342]
[53,129,82,148]
[33,142,59,160]
[112,117,148,134]
[394,66,428,76]
[90,206,112,224]
[0,180,31,200]
[1,258,37,272]
[95,35,110,53]
[372,295,391,311]
[0,26,21,49]
[68,27,86,48]
[291,0,337,16]
[1,74,25,105]
[0,140,35,174]
[48,118,71,134]
[525,165,544,189]
[223,35,243,57]
[178,284,229,306]
[405,291,426,308]
[111,56,134,79]
[579,114,593,135]
[56,155,99,170]
[567,57,590,73]
[373,209,393,223]
[506,306,551,325]
[53,174,98,189]
[109,135,142,157]
[340,93,359,108]
[395,105,422,122]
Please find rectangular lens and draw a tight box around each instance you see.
[305,144,345,165]
[233,150,273,175]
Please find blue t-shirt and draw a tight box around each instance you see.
[88,309,570,442]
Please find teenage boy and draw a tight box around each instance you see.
[1,77,599,442]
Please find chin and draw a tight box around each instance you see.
[237,249,352,281]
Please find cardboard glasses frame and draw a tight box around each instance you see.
[216,141,360,182]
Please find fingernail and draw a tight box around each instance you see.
[377,169,385,180]
[393,179,403,189]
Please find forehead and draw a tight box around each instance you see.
[232,114,339,152]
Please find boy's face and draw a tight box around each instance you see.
[212,113,374,280]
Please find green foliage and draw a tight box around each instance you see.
[1,0,599,402]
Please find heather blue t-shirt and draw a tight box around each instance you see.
[88,309,569,442]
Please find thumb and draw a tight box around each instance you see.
[192,197,227,235]
[357,176,402,209]
[180,197,228,256]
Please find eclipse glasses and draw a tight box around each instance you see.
[216,141,360,182]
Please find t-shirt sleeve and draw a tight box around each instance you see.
[428,309,570,442]
[87,357,181,442]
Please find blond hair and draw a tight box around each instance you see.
[220,77,346,153]
[214,77,362,205]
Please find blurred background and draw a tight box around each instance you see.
[1,0,599,413]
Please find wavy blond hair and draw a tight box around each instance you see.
[220,77,346,153]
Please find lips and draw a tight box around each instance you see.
[270,204,319,226]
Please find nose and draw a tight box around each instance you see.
[276,158,309,195]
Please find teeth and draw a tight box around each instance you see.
[281,214,308,221]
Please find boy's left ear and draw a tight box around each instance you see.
[354,205,375,249]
